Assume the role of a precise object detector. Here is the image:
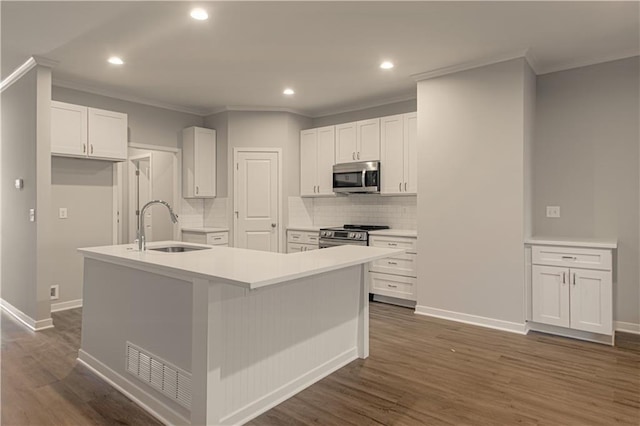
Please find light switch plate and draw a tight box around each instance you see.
[59,208,68,219]
[14,178,23,189]
[29,208,35,222]
[546,206,561,218]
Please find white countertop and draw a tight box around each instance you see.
[181,227,229,233]
[525,236,617,249]
[369,229,417,238]
[79,241,402,290]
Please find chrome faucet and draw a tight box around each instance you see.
[137,200,179,251]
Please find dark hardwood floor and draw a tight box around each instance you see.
[2,303,639,425]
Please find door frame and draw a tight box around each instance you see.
[128,153,154,243]
[233,147,283,252]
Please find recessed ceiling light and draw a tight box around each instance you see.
[190,8,208,20]
[380,61,394,70]
[108,56,124,65]
[283,88,295,95]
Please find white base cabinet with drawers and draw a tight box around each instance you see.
[368,233,417,305]
[287,229,320,253]
[182,230,229,247]
[527,240,616,345]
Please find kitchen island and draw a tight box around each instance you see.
[78,242,401,425]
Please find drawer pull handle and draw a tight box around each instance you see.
[388,261,398,265]
[387,284,398,288]
[562,272,566,284]
[561,256,577,260]
[213,237,221,240]
[573,273,577,285]
[388,243,397,247]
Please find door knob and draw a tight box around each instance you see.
[271,223,277,228]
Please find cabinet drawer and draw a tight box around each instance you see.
[532,246,611,271]
[287,230,319,245]
[287,242,317,253]
[369,235,417,253]
[369,253,417,277]
[370,272,416,301]
[206,232,228,246]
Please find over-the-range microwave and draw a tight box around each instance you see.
[332,161,380,194]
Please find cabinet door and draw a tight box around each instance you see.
[87,107,127,160]
[300,129,317,197]
[356,118,380,162]
[569,269,612,334]
[335,122,357,163]
[370,272,416,301]
[380,115,404,194]
[532,265,570,327]
[316,126,335,195]
[51,101,87,157]
[404,113,418,194]
[194,128,216,197]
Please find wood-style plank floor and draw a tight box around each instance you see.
[2,303,639,425]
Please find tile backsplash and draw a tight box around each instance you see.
[179,197,229,229]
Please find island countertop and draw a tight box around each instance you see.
[79,241,402,290]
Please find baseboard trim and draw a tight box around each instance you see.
[527,322,614,345]
[0,298,54,331]
[51,299,83,312]
[222,347,358,425]
[78,349,189,426]
[615,321,640,335]
[415,305,527,335]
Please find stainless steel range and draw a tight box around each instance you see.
[319,225,390,248]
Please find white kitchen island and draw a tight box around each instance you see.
[78,242,400,425]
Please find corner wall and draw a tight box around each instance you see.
[532,57,640,327]
[415,58,532,329]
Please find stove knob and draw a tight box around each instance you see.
[348,232,355,239]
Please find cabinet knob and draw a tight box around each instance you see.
[352,152,356,160]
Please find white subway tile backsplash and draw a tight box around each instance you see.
[312,195,416,229]
[288,197,314,226]
[180,198,204,229]
[204,198,229,228]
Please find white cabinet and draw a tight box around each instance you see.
[530,244,613,338]
[287,229,319,253]
[369,234,417,301]
[335,118,380,164]
[182,230,228,247]
[300,126,335,197]
[182,127,216,198]
[51,101,127,161]
[380,113,417,195]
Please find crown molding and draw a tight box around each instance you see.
[411,49,540,82]
[52,78,209,116]
[309,91,417,119]
[204,105,310,117]
[1,55,59,92]
[536,50,640,75]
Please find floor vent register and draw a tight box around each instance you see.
[126,341,192,409]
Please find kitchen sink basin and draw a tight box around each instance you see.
[149,245,211,253]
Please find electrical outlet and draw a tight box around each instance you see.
[59,207,68,219]
[546,206,561,218]
[50,284,59,300]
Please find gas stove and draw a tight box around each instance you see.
[319,224,390,248]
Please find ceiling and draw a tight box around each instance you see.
[2,1,638,117]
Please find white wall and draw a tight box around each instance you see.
[533,57,640,326]
[51,157,114,306]
[416,58,533,328]
[1,65,53,325]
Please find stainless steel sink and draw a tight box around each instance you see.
[149,245,211,253]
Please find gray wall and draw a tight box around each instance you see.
[533,57,640,325]
[51,157,114,305]
[416,58,532,326]
[52,87,203,149]
[1,65,53,323]
[311,99,416,128]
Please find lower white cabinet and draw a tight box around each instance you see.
[368,234,417,301]
[182,230,229,247]
[529,242,614,340]
[287,230,319,253]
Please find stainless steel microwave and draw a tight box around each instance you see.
[332,161,380,194]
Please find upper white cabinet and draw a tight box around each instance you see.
[300,126,335,197]
[51,101,127,161]
[380,112,417,195]
[335,118,380,164]
[182,126,216,198]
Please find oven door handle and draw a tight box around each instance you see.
[319,239,367,248]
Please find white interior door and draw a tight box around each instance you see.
[234,150,280,252]
[128,156,152,243]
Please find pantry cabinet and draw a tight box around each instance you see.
[51,101,127,161]
[335,118,380,164]
[300,126,335,196]
[528,241,615,341]
[182,126,216,198]
[380,113,417,195]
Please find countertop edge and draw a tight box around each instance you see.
[524,237,617,249]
